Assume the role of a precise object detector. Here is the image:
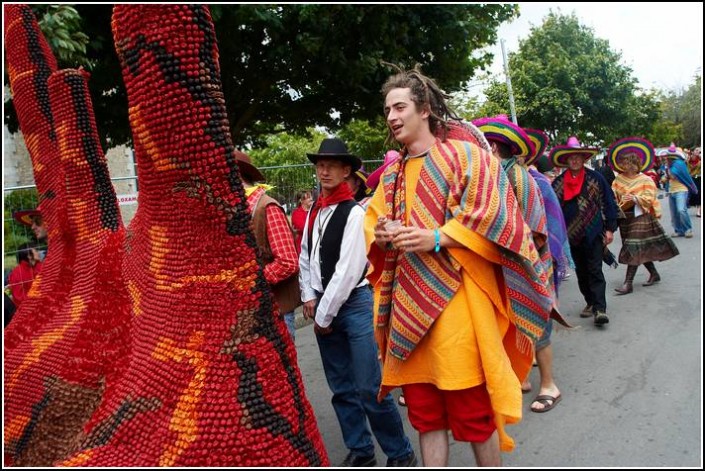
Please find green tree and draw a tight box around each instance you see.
[480,12,652,147]
[680,74,701,148]
[5,4,518,149]
[337,117,393,163]
[3,189,39,260]
[650,74,702,148]
[33,5,92,68]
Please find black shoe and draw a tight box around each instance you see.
[594,311,609,326]
[340,452,377,467]
[386,450,418,467]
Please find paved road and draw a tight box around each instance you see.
[292,207,702,467]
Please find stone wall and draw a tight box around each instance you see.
[3,128,139,226]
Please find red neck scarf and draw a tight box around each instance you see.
[308,183,355,235]
[563,167,585,201]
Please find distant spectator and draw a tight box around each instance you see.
[291,190,313,255]
[7,242,43,307]
[4,292,17,328]
[595,158,616,187]
[687,147,701,217]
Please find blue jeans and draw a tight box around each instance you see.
[669,191,692,235]
[315,286,412,460]
[283,311,295,341]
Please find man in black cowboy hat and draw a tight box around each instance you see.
[236,150,301,340]
[299,137,416,467]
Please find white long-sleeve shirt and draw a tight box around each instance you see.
[298,203,369,328]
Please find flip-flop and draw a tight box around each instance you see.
[521,384,532,394]
[397,394,406,407]
[530,393,561,413]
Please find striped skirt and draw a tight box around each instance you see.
[618,212,679,265]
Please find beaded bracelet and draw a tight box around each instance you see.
[434,229,441,253]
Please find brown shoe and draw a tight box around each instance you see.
[614,283,633,295]
[580,304,593,318]
[642,274,661,287]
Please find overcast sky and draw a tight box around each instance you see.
[486,2,703,92]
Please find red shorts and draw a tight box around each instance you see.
[402,383,495,443]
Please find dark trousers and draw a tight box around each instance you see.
[570,237,607,313]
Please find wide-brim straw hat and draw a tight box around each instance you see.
[472,115,535,158]
[13,209,41,226]
[550,136,599,167]
[607,137,655,173]
[523,128,550,166]
[657,144,686,160]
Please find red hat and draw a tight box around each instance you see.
[13,209,41,226]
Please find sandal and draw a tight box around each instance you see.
[397,393,406,407]
[530,393,561,413]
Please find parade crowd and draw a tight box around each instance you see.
[4,65,700,468]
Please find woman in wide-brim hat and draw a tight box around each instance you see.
[608,137,678,294]
[607,137,654,173]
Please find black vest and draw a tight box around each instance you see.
[308,200,366,291]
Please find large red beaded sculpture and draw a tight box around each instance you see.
[4,5,130,467]
[4,4,328,467]
[61,5,327,467]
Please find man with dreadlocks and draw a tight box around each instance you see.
[364,65,554,466]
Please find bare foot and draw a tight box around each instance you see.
[521,380,532,393]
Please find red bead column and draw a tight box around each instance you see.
[61,5,328,467]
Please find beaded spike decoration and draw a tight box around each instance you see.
[58,5,327,466]
[2,6,75,352]
[4,6,131,466]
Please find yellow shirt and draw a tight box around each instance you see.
[364,158,529,452]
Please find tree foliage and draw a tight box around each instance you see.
[479,12,658,147]
[5,4,518,149]
[648,74,702,148]
[3,189,39,257]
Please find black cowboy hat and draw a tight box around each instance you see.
[307,138,362,172]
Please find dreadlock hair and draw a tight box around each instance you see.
[380,62,460,145]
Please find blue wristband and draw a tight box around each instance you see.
[434,229,441,253]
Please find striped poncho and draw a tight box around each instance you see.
[373,138,553,362]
